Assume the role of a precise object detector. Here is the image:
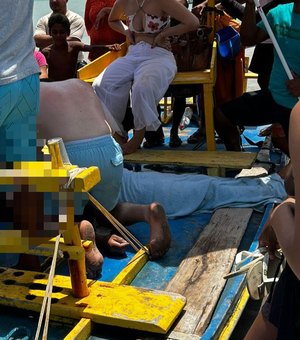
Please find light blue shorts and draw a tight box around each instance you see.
[0,74,40,163]
[65,134,124,212]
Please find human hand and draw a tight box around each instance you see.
[94,8,110,29]
[258,217,279,259]
[260,199,295,258]
[192,3,207,16]
[152,33,171,50]
[125,29,135,45]
[286,72,300,97]
[107,234,129,254]
[106,43,122,51]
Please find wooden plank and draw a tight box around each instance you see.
[124,150,257,170]
[0,268,186,334]
[64,318,92,340]
[165,208,253,336]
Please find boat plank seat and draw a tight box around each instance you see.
[166,208,253,337]
[0,267,186,334]
[124,149,257,176]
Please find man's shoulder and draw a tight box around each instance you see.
[65,10,84,22]
[37,12,52,24]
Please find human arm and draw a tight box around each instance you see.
[34,51,48,79]
[108,0,135,44]
[75,42,122,53]
[273,101,300,280]
[34,17,55,49]
[261,102,300,280]
[34,14,84,49]
[240,0,268,46]
[192,0,208,16]
[94,7,113,29]
[152,0,200,47]
[286,72,300,98]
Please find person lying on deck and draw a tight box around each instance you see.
[42,13,121,81]
[244,100,300,340]
[38,79,171,279]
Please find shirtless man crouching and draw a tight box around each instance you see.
[38,79,171,278]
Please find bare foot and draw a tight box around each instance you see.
[146,203,171,259]
[96,234,129,255]
[79,220,103,279]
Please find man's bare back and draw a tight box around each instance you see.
[38,79,111,141]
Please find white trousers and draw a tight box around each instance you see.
[93,42,177,137]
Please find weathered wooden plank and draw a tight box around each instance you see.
[124,150,257,170]
[165,208,253,336]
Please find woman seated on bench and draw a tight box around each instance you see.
[92,0,199,154]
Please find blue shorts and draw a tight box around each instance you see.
[65,135,123,212]
[0,74,40,163]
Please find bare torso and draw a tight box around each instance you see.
[38,79,111,142]
[42,42,79,81]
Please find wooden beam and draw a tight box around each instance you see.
[165,208,253,336]
[124,150,257,170]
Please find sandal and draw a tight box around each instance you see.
[187,128,205,144]
[169,132,182,147]
[224,248,284,301]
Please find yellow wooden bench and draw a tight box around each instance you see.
[243,56,258,92]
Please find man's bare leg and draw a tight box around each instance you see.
[79,220,103,279]
[121,128,146,155]
[214,107,241,151]
[111,202,171,259]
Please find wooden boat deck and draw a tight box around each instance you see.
[0,205,270,339]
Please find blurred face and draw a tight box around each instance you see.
[49,0,67,14]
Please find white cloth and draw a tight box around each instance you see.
[93,42,177,137]
[120,169,287,218]
[0,0,39,85]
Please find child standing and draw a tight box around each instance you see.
[42,13,121,81]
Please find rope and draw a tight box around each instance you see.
[87,193,150,255]
[64,167,148,253]
[64,167,87,189]
[34,233,61,340]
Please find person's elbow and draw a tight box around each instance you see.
[187,15,200,31]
